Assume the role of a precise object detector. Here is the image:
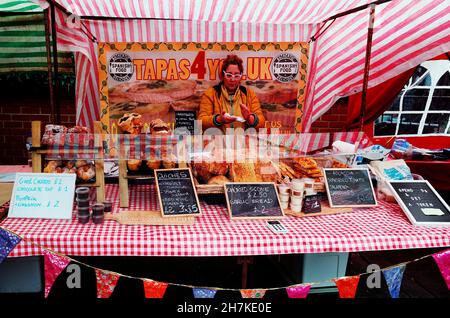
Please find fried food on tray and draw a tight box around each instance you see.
[230,162,257,182]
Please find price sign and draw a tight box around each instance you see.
[224,182,284,220]
[323,168,377,208]
[154,168,201,217]
[388,180,450,227]
[174,111,197,135]
[8,173,76,219]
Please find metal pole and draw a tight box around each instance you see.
[49,1,61,124]
[43,8,55,123]
[360,4,376,131]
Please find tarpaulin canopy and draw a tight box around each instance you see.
[0,0,72,73]
[30,0,450,131]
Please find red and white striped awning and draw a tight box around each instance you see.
[33,0,450,131]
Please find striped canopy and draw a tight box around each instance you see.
[0,0,72,73]
[30,0,450,131]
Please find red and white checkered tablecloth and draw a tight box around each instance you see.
[2,184,450,257]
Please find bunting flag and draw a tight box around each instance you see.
[143,280,168,299]
[193,288,217,299]
[432,249,450,290]
[382,265,406,298]
[0,228,21,264]
[286,284,311,298]
[240,289,267,299]
[43,249,70,298]
[333,275,360,299]
[95,269,120,298]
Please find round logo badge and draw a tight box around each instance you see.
[109,53,134,82]
[272,53,299,83]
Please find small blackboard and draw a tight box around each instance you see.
[224,182,284,220]
[154,168,201,217]
[323,168,377,208]
[175,111,196,135]
[388,180,450,227]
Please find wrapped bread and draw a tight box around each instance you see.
[192,161,229,183]
[207,175,231,185]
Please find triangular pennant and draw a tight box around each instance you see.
[333,275,360,298]
[286,284,311,298]
[43,249,71,298]
[382,265,406,298]
[143,280,168,298]
[95,269,120,298]
[432,249,450,290]
[193,288,217,298]
[240,289,266,298]
[0,228,21,264]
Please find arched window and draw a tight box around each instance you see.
[375,60,450,136]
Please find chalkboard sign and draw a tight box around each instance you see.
[175,111,196,135]
[154,168,201,217]
[323,168,377,208]
[8,173,76,219]
[388,180,450,227]
[224,182,284,220]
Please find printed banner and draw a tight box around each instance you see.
[98,42,309,134]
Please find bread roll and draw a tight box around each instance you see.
[207,175,231,185]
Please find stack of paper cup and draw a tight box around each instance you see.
[290,179,304,212]
[278,184,290,210]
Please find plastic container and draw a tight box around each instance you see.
[92,214,104,224]
[103,200,112,213]
[75,187,90,200]
[76,199,90,208]
[92,203,104,216]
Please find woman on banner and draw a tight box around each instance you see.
[198,54,265,133]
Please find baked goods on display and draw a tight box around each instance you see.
[149,119,171,135]
[127,159,142,171]
[118,112,144,134]
[43,160,96,183]
[207,175,231,185]
[41,124,93,147]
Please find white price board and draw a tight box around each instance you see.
[8,173,76,220]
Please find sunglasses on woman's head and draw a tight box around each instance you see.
[223,71,242,80]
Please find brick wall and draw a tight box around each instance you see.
[310,98,348,133]
[0,98,76,165]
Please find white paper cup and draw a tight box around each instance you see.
[279,194,290,202]
[305,188,316,196]
[290,203,302,213]
[291,189,303,197]
[290,195,303,205]
[291,179,305,192]
[278,184,290,195]
[280,202,289,210]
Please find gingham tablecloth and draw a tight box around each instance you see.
[2,184,450,257]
